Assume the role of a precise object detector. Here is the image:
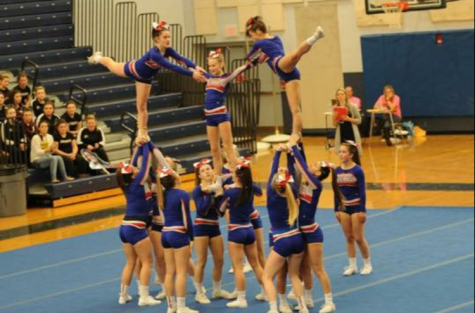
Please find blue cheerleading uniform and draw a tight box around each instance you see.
[192,185,222,239]
[124,47,197,84]
[204,64,250,127]
[119,145,153,246]
[292,146,324,244]
[220,184,263,246]
[246,37,301,83]
[335,165,367,215]
[162,189,195,249]
[266,151,305,258]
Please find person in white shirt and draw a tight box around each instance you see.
[31,121,74,184]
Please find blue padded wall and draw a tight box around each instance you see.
[362,30,474,117]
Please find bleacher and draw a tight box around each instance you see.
[0,0,255,208]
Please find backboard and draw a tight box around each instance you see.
[366,0,447,14]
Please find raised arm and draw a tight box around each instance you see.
[153,53,194,77]
[292,145,322,190]
[253,183,263,197]
[166,48,197,69]
[218,191,231,216]
[268,151,282,188]
[134,145,151,186]
[223,63,251,85]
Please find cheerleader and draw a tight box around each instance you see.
[334,142,373,276]
[88,21,207,144]
[204,49,252,174]
[245,16,324,138]
[192,159,234,304]
[157,163,199,313]
[263,147,308,313]
[288,134,336,313]
[115,145,161,307]
[219,162,265,309]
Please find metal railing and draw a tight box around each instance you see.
[68,84,88,118]
[120,112,138,152]
[21,60,39,93]
[137,13,159,57]
[181,35,207,107]
[114,2,138,62]
[0,120,28,170]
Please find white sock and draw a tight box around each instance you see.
[306,26,324,46]
[278,294,288,305]
[349,258,358,268]
[325,293,334,305]
[304,289,313,301]
[94,53,103,63]
[194,282,203,295]
[120,284,130,297]
[213,280,222,293]
[139,285,150,298]
[270,301,278,311]
[238,291,246,301]
[177,297,186,309]
[167,296,177,309]
[364,258,372,267]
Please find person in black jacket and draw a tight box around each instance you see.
[1,106,26,165]
[77,114,109,163]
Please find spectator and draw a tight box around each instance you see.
[31,121,74,184]
[346,86,362,110]
[0,74,10,99]
[77,115,109,163]
[53,120,88,178]
[0,93,6,122]
[333,88,363,156]
[1,106,27,164]
[13,72,32,107]
[7,90,25,120]
[21,108,36,165]
[61,100,83,137]
[31,86,48,118]
[36,101,61,135]
[374,85,403,147]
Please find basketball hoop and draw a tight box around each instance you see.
[381,1,409,29]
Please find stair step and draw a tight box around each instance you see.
[0,0,72,18]
[0,11,72,31]
[1,0,61,6]
[0,36,73,56]
[24,60,108,81]
[158,135,210,158]
[0,46,92,72]
[105,140,131,152]
[149,120,207,143]
[40,72,129,94]
[0,24,74,44]
[105,105,203,132]
[105,133,124,144]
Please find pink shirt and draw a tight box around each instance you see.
[349,97,362,110]
[376,95,402,119]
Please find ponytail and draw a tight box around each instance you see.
[157,173,165,211]
[285,184,299,227]
[236,167,253,207]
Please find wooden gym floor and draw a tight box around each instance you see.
[0,135,473,253]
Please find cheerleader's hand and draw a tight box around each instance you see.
[193,71,207,83]
[195,66,207,74]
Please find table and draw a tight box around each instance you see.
[367,109,398,143]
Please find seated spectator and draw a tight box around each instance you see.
[7,90,25,120]
[0,74,10,99]
[31,121,74,184]
[77,115,109,163]
[21,108,36,165]
[374,85,403,146]
[0,93,6,122]
[333,88,363,156]
[36,101,61,135]
[1,106,27,164]
[346,86,362,110]
[32,86,48,118]
[13,72,32,107]
[53,120,88,178]
[61,100,83,137]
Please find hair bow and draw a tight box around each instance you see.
[118,162,134,175]
[159,166,173,178]
[236,162,250,171]
[193,158,212,169]
[153,21,170,31]
[209,49,223,59]
[247,17,255,29]
[277,173,295,189]
[346,140,360,148]
[240,156,252,165]
[321,161,336,170]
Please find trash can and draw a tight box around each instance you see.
[0,167,28,217]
